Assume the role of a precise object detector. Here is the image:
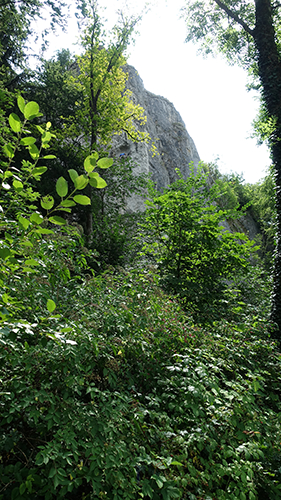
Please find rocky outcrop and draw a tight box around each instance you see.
[109,65,259,241]
[110,65,200,195]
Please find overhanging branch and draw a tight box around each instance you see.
[214,0,254,36]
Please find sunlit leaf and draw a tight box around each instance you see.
[28,144,40,160]
[17,95,25,114]
[60,200,76,207]
[68,169,79,183]
[18,216,30,230]
[73,195,91,205]
[74,175,88,190]
[24,101,40,120]
[3,143,14,159]
[9,113,21,133]
[32,167,48,177]
[84,154,97,173]
[48,216,66,225]
[47,299,56,313]
[56,177,68,198]
[20,137,36,146]
[30,212,44,225]
[89,176,107,189]
[97,157,113,169]
[41,195,54,210]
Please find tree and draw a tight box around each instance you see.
[182,0,281,340]
[55,1,152,240]
[0,0,68,89]
[140,167,255,323]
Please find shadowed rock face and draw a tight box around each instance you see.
[110,65,200,194]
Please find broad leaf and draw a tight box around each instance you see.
[30,212,43,225]
[20,137,36,146]
[48,216,66,225]
[32,167,48,177]
[13,180,23,190]
[17,95,25,114]
[73,195,91,205]
[97,157,113,169]
[9,113,21,133]
[41,195,54,210]
[43,155,56,159]
[68,169,79,183]
[89,176,107,189]
[3,143,14,159]
[18,216,30,230]
[60,200,76,208]
[84,154,97,173]
[56,177,68,198]
[24,101,40,120]
[74,175,88,190]
[47,299,56,313]
[28,144,40,160]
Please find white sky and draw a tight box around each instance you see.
[42,0,271,184]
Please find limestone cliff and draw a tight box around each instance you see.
[110,65,200,194]
[109,65,259,241]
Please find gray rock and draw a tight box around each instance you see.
[110,65,200,194]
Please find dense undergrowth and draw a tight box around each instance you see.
[1,259,281,500]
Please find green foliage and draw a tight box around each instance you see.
[0,0,68,89]
[0,266,280,499]
[0,94,112,321]
[139,166,257,322]
[90,155,149,270]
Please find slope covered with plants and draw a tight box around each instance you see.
[1,2,281,499]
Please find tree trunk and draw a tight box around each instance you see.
[254,0,281,341]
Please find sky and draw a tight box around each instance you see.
[41,0,271,184]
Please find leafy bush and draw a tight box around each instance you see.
[139,167,257,323]
[0,268,281,499]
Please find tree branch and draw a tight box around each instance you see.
[213,0,254,36]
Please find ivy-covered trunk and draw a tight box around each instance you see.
[254,0,281,341]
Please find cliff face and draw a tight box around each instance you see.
[109,65,259,241]
[110,65,200,194]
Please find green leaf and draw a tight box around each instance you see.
[3,143,14,159]
[56,177,68,198]
[24,258,39,266]
[84,154,97,173]
[0,247,11,259]
[73,195,91,205]
[97,157,113,169]
[30,212,44,225]
[68,169,78,183]
[18,216,30,230]
[74,175,88,190]
[32,167,48,177]
[13,180,23,190]
[43,155,56,159]
[19,483,26,495]
[20,137,36,146]
[28,144,40,160]
[47,299,56,313]
[89,176,107,189]
[33,228,54,235]
[48,467,57,478]
[17,95,25,114]
[9,113,21,133]
[24,101,40,120]
[48,216,66,225]
[60,200,76,207]
[41,195,54,210]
